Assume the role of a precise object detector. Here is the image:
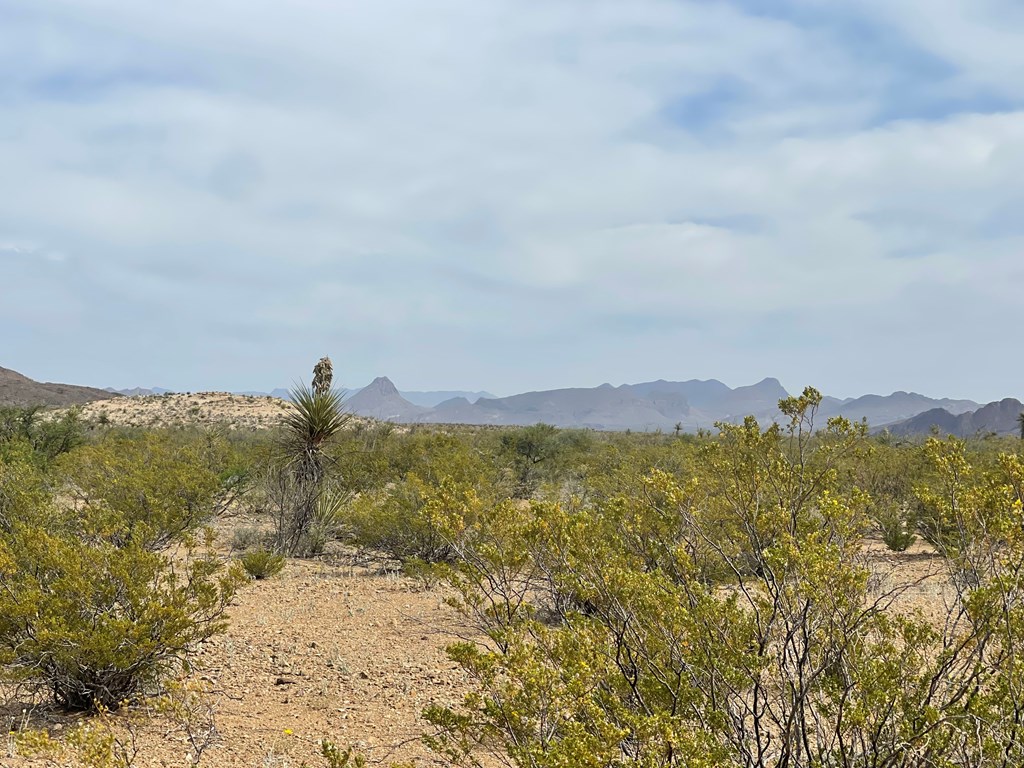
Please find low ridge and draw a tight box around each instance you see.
[0,366,119,408]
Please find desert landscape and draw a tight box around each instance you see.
[3,553,471,767]
[6,2,1024,764]
[5,371,1018,768]
[1,523,958,768]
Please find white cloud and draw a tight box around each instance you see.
[0,0,1022,400]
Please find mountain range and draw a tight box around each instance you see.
[342,376,1014,436]
[3,365,1021,437]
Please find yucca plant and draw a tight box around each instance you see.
[273,361,351,555]
[282,383,350,477]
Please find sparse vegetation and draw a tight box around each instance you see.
[6,383,1024,765]
[423,391,1024,767]
[0,440,244,711]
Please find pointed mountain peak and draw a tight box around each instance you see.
[365,376,399,396]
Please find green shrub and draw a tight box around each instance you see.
[239,549,285,579]
[0,452,50,531]
[874,501,917,552]
[422,395,1024,767]
[348,473,482,565]
[57,432,228,550]
[0,521,243,710]
[0,406,85,466]
[0,439,246,713]
[320,741,367,768]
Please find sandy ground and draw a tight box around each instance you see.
[71,393,295,430]
[2,533,956,768]
[3,554,477,768]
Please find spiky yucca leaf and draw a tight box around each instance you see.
[283,383,350,450]
[312,488,348,532]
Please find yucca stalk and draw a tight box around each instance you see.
[312,355,334,396]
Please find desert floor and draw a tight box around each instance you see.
[3,536,952,768]
[3,547,478,768]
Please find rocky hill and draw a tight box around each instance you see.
[886,398,1024,438]
[0,365,119,408]
[344,376,430,423]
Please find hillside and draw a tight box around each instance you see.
[887,398,1024,437]
[817,391,979,426]
[75,392,295,429]
[0,366,119,408]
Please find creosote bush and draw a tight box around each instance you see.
[0,433,245,712]
[58,431,239,550]
[420,389,1024,768]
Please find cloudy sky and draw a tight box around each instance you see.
[2,1,1023,401]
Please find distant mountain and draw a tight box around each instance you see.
[820,391,978,427]
[106,386,171,397]
[716,378,790,421]
[341,375,993,433]
[886,398,1024,438]
[399,389,497,407]
[1,366,119,408]
[420,377,799,431]
[346,376,780,431]
[623,378,731,408]
[344,377,429,422]
[423,382,696,431]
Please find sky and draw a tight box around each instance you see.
[2,0,1023,402]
